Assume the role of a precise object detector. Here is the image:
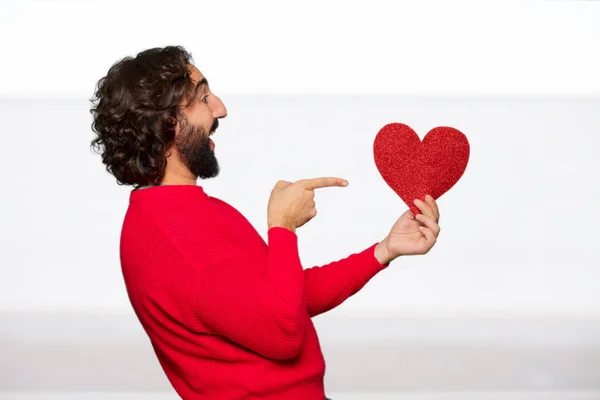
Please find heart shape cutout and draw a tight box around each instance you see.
[373,123,470,215]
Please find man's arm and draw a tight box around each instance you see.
[187,226,308,360]
[303,242,390,317]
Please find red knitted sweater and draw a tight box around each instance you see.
[119,185,388,399]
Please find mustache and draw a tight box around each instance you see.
[210,119,219,132]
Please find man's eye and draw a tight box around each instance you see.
[201,95,209,103]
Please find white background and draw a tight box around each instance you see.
[1,0,599,97]
[0,0,599,317]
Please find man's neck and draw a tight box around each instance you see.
[160,168,197,186]
[160,176,197,185]
[161,151,197,185]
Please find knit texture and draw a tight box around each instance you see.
[119,185,388,399]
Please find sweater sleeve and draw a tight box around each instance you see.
[188,227,307,360]
[303,243,389,317]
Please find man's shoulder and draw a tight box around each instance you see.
[122,196,250,271]
[123,187,252,243]
[120,199,221,265]
[125,196,217,232]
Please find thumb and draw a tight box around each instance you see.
[403,209,415,219]
[275,180,293,189]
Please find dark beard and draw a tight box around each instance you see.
[175,115,220,179]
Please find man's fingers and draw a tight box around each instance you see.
[297,177,348,190]
[276,180,293,189]
[413,198,435,219]
[418,226,436,245]
[416,214,440,236]
[425,194,440,221]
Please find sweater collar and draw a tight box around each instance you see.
[129,184,207,202]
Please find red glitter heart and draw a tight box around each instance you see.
[373,123,470,215]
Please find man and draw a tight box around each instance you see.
[90,45,440,400]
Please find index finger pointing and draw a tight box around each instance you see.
[298,177,348,189]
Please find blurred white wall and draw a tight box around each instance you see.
[1,96,598,316]
[0,0,599,97]
[0,0,598,317]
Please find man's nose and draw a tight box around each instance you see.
[211,96,227,119]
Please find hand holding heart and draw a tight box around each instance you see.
[374,194,441,265]
[372,122,469,265]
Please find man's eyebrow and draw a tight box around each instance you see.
[194,77,209,96]
[186,77,208,107]
[184,77,209,106]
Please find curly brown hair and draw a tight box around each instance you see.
[89,45,198,188]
